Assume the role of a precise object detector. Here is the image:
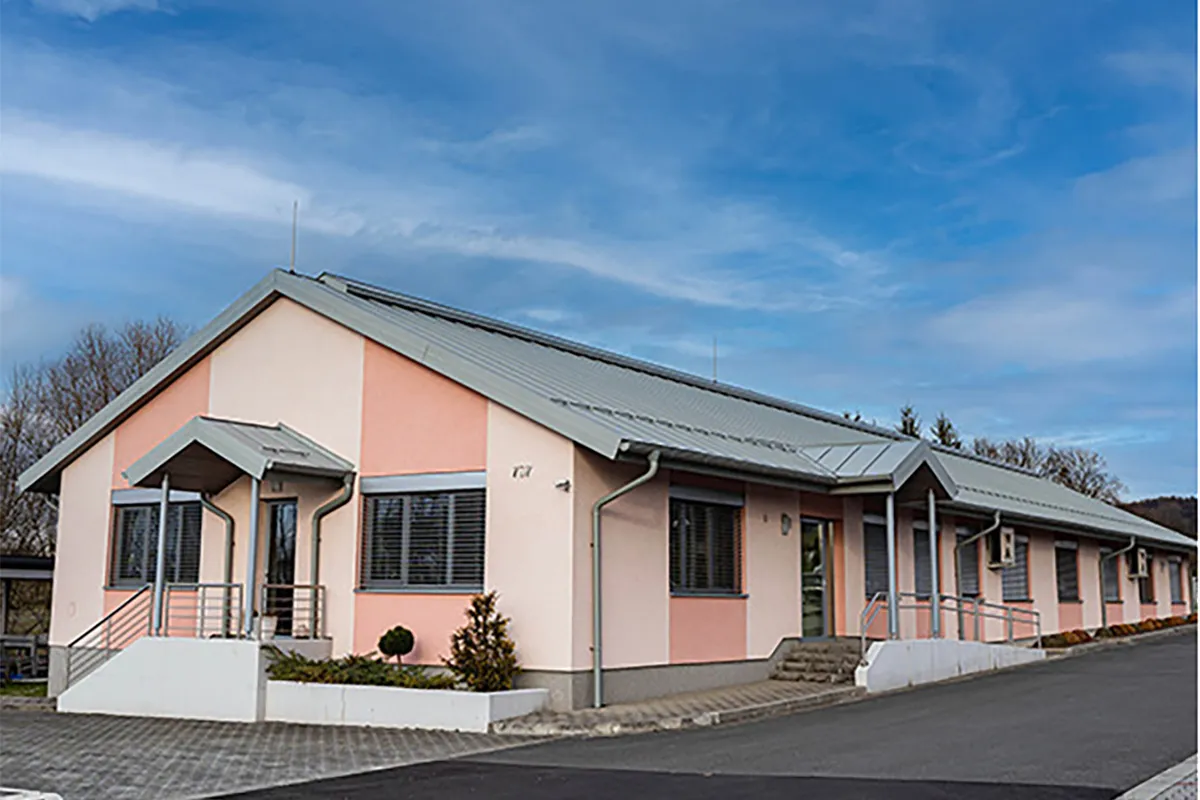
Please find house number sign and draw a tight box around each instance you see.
[511,464,533,479]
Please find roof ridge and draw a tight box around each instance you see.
[317,272,908,442]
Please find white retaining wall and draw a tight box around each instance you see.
[264,681,548,732]
[58,637,266,722]
[855,639,1046,694]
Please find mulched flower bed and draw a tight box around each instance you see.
[1040,612,1196,649]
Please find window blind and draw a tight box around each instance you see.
[669,498,741,594]
[864,522,888,597]
[1138,555,1155,604]
[956,530,980,597]
[1001,536,1029,601]
[1100,549,1120,602]
[360,490,485,590]
[110,502,202,586]
[1055,542,1079,601]
[1169,560,1184,604]
[913,528,935,599]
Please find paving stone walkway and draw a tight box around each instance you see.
[1116,756,1198,800]
[493,679,862,736]
[0,711,538,800]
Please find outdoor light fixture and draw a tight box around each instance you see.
[781,513,793,536]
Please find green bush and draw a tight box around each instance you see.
[444,591,520,692]
[265,647,456,689]
[378,625,415,665]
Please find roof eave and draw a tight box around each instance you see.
[18,270,291,495]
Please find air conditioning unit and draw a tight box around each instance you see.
[988,527,1016,569]
[1128,548,1149,580]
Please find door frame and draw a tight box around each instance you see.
[800,517,836,639]
[263,498,299,637]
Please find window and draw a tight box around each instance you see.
[1100,549,1120,602]
[110,503,202,586]
[1001,535,1029,601]
[956,529,980,597]
[1138,554,1155,604]
[360,490,485,590]
[913,522,934,600]
[1055,541,1079,601]
[669,499,741,594]
[1169,559,1184,604]
[864,520,888,597]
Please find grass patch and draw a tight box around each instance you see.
[1,682,47,697]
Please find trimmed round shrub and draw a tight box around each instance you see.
[378,625,416,665]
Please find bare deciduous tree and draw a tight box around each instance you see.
[1,317,188,556]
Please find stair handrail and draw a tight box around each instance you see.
[66,584,152,649]
[64,583,152,689]
[859,591,888,663]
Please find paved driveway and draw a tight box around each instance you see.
[227,632,1196,799]
[0,713,534,800]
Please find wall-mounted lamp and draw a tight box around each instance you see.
[555,479,572,492]
[781,513,793,536]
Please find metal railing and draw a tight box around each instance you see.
[162,583,244,639]
[64,584,152,689]
[860,591,1042,663]
[258,584,325,640]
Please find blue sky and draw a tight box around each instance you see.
[0,0,1195,498]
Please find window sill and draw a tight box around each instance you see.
[1001,598,1034,604]
[1057,598,1083,604]
[670,592,748,600]
[355,587,482,595]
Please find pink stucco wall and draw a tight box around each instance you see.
[1078,540,1104,629]
[359,340,486,477]
[840,498,866,636]
[574,451,670,669]
[111,357,211,488]
[208,298,364,654]
[50,433,116,647]
[1059,602,1084,631]
[352,592,471,664]
[485,402,576,671]
[745,484,800,658]
[669,596,747,663]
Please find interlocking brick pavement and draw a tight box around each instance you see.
[0,711,537,800]
[493,679,862,736]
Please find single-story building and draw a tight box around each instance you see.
[20,269,1196,711]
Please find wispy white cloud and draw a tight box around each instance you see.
[1106,48,1196,93]
[31,0,160,22]
[927,282,1194,367]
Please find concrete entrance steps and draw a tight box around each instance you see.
[492,679,861,737]
[771,638,862,684]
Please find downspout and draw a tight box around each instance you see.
[591,450,660,709]
[200,494,236,636]
[955,511,1000,640]
[309,475,355,639]
[1099,537,1136,630]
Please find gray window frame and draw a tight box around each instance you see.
[1169,558,1185,605]
[1054,540,1079,602]
[912,521,934,600]
[1100,548,1121,602]
[359,489,486,592]
[864,520,888,598]
[955,528,980,598]
[109,502,202,588]
[669,497,743,596]
[1001,534,1030,602]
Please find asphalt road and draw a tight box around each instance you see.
[225,632,1197,799]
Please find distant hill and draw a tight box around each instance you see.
[1121,496,1197,539]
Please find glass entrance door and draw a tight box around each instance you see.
[801,519,832,638]
[266,500,297,637]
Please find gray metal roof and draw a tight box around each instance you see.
[18,268,1194,551]
[122,416,354,494]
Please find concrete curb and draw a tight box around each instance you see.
[1044,623,1196,659]
[1115,754,1197,799]
[492,686,864,738]
[0,696,55,713]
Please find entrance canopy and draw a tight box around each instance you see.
[122,416,354,494]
